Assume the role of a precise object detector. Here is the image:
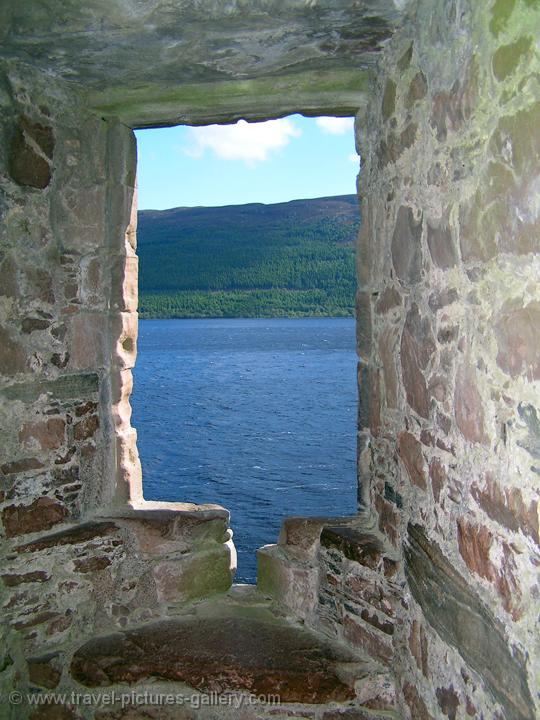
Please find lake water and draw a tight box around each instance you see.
[131,317,358,583]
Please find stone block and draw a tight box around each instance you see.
[110,254,138,313]
[320,527,384,570]
[27,653,62,689]
[378,328,398,408]
[391,206,423,285]
[115,428,143,503]
[0,326,27,375]
[122,512,229,557]
[2,496,69,537]
[454,362,488,445]
[375,286,401,314]
[426,214,458,269]
[15,521,119,553]
[152,543,233,603]
[8,117,54,189]
[68,312,107,370]
[258,544,318,620]
[405,523,535,720]
[342,615,393,664]
[495,301,540,381]
[19,417,66,451]
[355,292,372,360]
[111,311,138,371]
[398,432,427,490]
[0,373,99,403]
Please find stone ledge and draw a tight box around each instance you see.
[70,616,366,704]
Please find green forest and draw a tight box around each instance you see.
[137,195,359,318]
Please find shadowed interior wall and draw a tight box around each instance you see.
[357,1,540,717]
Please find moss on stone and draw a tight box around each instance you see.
[381,79,396,122]
[492,36,533,80]
[490,0,517,36]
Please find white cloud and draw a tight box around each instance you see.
[316,117,355,135]
[349,152,360,164]
[184,119,301,164]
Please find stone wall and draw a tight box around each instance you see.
[2,1,540,718]
[0,64,235,713]
[357,0,540,717]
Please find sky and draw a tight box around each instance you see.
[134,115,359,210]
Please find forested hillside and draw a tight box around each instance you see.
[137,195,359,318]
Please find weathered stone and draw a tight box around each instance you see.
[8,117,54,189]
[360,608,393,635]
[0,326,27,375]
[19,418,66,451]
[455,363,488,444]
[400,304,435,419]
[342,616,393,664]
[391,206,423,285]
[405,524,535,720]
[398,432,427,490]
[429,458,446,503]
[2,497,69,537]
[457,518,522,619]
[375,286,401,314]
[490,0,517,37]
[2,570,50,586]
[408,620,428,678]
[355,292,372,360]
[152,545,232,602]
[73,414,99,441]
[27,653,62,689]
[320,526,384,569]
[378,328,397,408]
[374,495,399,547]
[71,617,357,703]
[456,518,493,580]
[403,682,433,720]
[381,79,396,121]
[429,58,478,141]
[15,521,119,553]
[495,302,540,380]
[426,216,458,269]
[406,71,427,107]
[436,685,460,720]
[0,457,44,474]
[74,556,111,573]
[384,481,403,509]
[492,36,533,81]
[0,374,99,403]
[21,318,51,333]
[471,472,539,545]
[369,367,381,436]
[398,42,413,71]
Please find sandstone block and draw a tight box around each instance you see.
[2,496,69,537]
[495,302,540,380]
[454,363,488,444]
[391,206,423,285]
[398,432,427,490]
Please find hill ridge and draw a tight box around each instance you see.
[137,194,359,319]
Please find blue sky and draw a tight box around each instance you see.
[135,115,359,210]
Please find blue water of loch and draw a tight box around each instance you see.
[131,317,357,583]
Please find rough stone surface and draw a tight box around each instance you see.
[405,524,535,720]
[71,617,358,703]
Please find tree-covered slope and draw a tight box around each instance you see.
[137,195,359,318]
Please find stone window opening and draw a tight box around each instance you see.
[115,117,361,586]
